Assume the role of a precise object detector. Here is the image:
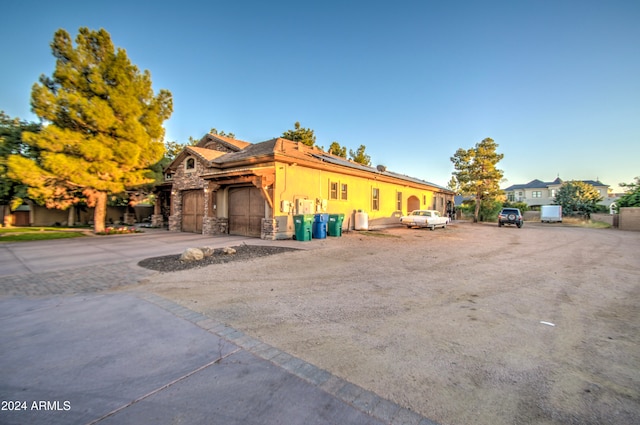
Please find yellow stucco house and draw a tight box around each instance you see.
[155,133,455,239]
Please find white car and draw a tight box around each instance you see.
[400,210,449,230]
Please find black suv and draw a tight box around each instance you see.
[498,208,523,228]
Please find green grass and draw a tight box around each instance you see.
[0,227,68,233]
[356,230,402,238]
[0,227,87,242]
[561,217,612,228]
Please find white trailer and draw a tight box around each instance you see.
[541,205,562,223]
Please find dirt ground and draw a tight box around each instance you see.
[136,221,640,425]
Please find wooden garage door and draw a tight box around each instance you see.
[228,187,264,237]
[13,211,30,226]
[182,190,204,233]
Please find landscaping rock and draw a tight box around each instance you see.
[138,245,298,272]
[222,247,236,255]
[199,247,215,257]
[180,247,204,262]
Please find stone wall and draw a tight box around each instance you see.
[203,216,228,235]
[167,155,209,232]
[590,213,614,226]
[523,211,540,221]
[619,207,640,231]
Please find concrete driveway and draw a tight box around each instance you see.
[0,230,437,425]
[0,228,255,276]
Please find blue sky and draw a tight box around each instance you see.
[2,1,638,191]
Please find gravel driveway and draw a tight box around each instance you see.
[136,222,640,425]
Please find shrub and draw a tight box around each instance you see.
[96,226,141,235]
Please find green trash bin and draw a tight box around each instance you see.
[328,213,345,237]
[293,214,313,241]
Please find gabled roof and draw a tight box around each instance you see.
[164,145,226,172]
[211,138,279,164]
[164,134,251,173]
[504,179,549,191]
[525,179,548,189]
[188,146,226,162]
[504,177,608,191]
[197,133,251,151]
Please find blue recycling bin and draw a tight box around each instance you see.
[312,213,329,239]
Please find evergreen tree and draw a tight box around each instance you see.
[282,121,316,147]
[615,177,640,211]
[7,28,172,233]
[450,138,504,222]
[210,128,235,139]
[349,144,371,166]
[328,141,347,158]
[0,112,42,224]
[554,180,603,218]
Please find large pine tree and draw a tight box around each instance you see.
[8,28,172,232]
[450,138,504,223]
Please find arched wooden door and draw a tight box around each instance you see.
[407,195,420,213]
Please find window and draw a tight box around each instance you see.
[551,189,556,198]
[396,192,402,211]
[185,157,195,171]
[532,191,542,198]
[330,182,338,200]
[330,181,347,200]
[372,188,380,210]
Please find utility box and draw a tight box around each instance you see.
[296,199,315,214]
[541,205,562,223]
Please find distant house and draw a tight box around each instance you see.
[156,133,455,239]
[0,202,127,227]
[503,177,609,207]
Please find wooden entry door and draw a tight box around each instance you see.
[228,187,265,237]
[182,190,204,233]
[407,195,420,213]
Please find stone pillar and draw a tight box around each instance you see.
[151,214,164,227]
[261,218,277,240]
[168,190,182,232]
[123,212,136,225]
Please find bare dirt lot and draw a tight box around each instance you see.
[137,222,640,425]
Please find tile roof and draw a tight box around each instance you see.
[309,152,451,191]
[206,138,452,192]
